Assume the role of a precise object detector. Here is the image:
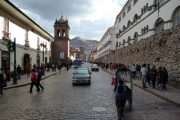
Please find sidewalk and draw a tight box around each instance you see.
[4,70,57,90]
[104,68,180,108]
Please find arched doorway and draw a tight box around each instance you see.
[155,18,164,33]
[134,32,138,42]
[172,6,180,28]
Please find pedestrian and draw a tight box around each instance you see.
[157,67,163,91]
[0,69,4,95]
[136,64,141,80]
[140,64,148,88]
[147,64,151,86]
[150,65,157,89]
[17,65,22,80]
[161,67,168,90]
[130,64,136,79]
[58,64,62,74]
[114,67,122,91]
[37,67,44,90]
[29,69,40,93]
[115,80,126,118]
[66,64,69,71]
[5,68,10,81]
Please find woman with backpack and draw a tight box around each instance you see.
[29,69,40,93]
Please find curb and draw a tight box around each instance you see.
[3,72,57,90]
[103,69,180,108]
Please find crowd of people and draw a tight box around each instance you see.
[98,62,169,91]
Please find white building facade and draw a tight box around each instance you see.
[96,0,180,59]
[96,27,116,60]
[115,0,180,48]
[0,1,53,72]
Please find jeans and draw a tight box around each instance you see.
[142,75,147,87]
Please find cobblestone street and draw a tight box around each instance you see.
[0,64,180,120]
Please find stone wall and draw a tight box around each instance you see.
[98,26,180,82]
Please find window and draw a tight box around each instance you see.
[61,29,66,37]
[119,17,121,22]
[128,36,131,43]
[123,39,126,46]
[123,25,126,31]
[134,0,138,5]
[128,5,131,12]
[116,41,118,48]
[134,32,138,42]
[127,21,131,27]
[119,29,122,34]
[123,12,126,17]
[119,42,121,47]
[134,14,138,22]
[172,6,180,28]
[155,18,164,33]
[57,30,60,37]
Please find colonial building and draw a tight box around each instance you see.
[95,0,180,82]
[0,0,53,72]
[115,0,180,49]
[96,27,116,62]
[96,0,180,60]
[51,16,70,64]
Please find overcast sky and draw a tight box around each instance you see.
[10,0,127,41]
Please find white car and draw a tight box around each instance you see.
[91,64,99,71]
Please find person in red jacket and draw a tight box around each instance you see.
[29,69,40,93]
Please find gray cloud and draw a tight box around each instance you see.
[10,0,127,40]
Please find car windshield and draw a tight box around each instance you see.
[74,70,88,74]
[92,64,97,67]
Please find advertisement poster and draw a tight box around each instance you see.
[60,52,64,59]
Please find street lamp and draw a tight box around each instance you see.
[40,42,46,63]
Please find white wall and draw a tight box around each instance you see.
[115,0,180,45]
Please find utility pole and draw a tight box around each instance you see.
[13,38,17,84]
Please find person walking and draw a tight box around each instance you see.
[17,65,22,80]
[161,67,168,90]
[147,64,151,86]
[58,64,62,74]
[37,67,44,90]
[150,65,157,89]
[141,64,148,88]
[157,67,163,91]
[130,64,136,79]
[66,63,69,71]
[29,69,40,93]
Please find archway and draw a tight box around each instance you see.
[155,18,164,33]
[172,6,180,28]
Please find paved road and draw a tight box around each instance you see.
[0,63,180,120]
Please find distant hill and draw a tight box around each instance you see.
[70,37,99,53]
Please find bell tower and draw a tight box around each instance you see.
[51,15,70,64]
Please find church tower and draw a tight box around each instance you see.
[51,15,70,64]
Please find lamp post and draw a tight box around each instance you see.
[40,42,46,63]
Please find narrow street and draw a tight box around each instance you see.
[0,63,180,120]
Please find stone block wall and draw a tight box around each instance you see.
[98,26,180,82]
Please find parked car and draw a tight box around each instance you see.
[72,67,91,85]
[91,64,99,71]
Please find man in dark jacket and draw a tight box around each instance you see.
[150,65,157,89]
[17,65,22,80]
[161,67,168,90]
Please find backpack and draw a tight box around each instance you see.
[31,72,37,81]
[37,70,42,79]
